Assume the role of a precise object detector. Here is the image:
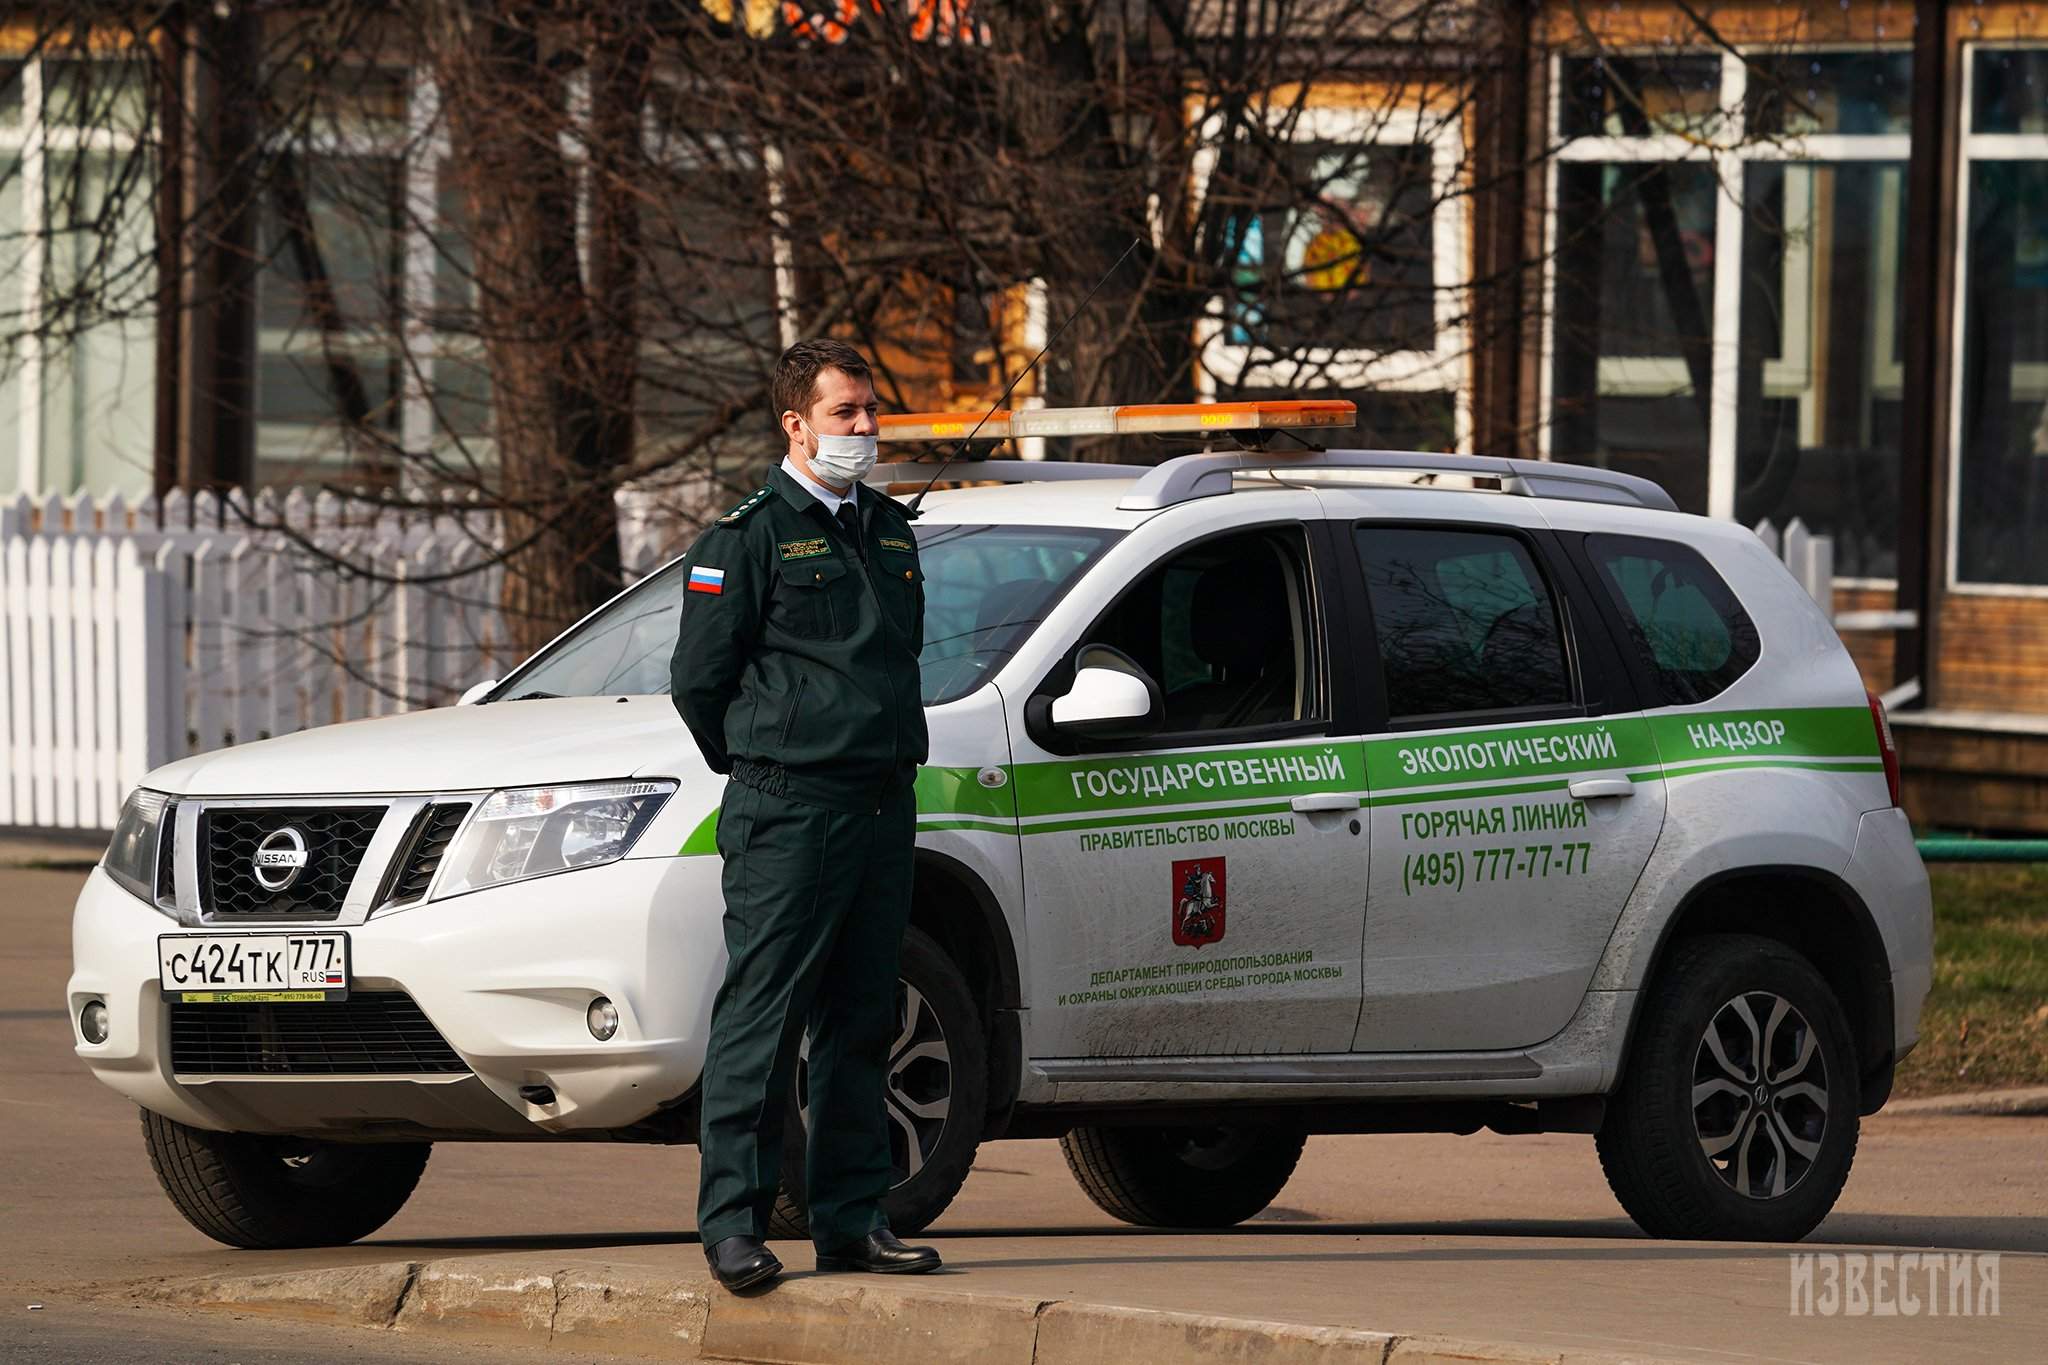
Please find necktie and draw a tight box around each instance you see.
[836,502,864,560]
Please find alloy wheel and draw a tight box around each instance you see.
[1691,990,1830,1199]
[797,979,953,1185]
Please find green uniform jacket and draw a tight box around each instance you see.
[669,464,929,815]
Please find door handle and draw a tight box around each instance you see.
[1291,793,1363,812]
[1567,776,1635,800]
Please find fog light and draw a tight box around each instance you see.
[586,996,619,1041]
[79,1000,109,1045]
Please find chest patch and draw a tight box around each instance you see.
[878,536,916,553]
[778,537,833,561]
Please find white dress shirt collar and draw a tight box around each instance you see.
[781,455,858,516]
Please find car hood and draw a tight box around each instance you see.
[142,696,706,798]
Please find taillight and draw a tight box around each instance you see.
[1867,689,1902,808]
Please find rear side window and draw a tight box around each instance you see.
[1585,534,1759,705]
[1355,526,1574,720]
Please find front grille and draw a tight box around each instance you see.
[168,991,469,1076]
[201,806,385,920]
[385,802,471,904]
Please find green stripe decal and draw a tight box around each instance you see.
[678,809,720,856]
[1645,707,1878,762]
[1010,741,1366,818]
[914,764,1015,820]
[678,706,1879,853]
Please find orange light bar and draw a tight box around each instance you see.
[876,400,1355,442]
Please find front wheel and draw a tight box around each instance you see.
[1060,1123,1307,1228]
[767,926,987,1238]
[1597,933,1860,1242]
[141,1109,430,1248]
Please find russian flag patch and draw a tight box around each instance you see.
[688,566,726,595]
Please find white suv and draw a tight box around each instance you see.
[68,404,1932,1249]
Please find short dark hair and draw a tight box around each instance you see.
[773,338,873,429]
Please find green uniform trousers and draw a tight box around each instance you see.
[696,777,917,1250]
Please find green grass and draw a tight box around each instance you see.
[1894,863,2048,1096]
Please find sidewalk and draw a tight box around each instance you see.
[0,831,106,869]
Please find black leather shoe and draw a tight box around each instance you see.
[705,1234,782,1291]
[814,1229,941,1274]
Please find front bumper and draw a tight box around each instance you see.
[66,856,727,1138]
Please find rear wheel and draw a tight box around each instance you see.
[141,1109,430,1249]
[1060,1123,1307,1228]
[1597,933,1860,1242]
[767,926,986,1238]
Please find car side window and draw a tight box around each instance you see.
[1086,527,1321,735]
[1356,526,1575,720]
[1585,533,1759,705]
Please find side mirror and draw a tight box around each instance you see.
[457,679,500,707]
[1048,645,1162,739]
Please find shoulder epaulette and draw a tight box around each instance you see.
[716,486,773,525]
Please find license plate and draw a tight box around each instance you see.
[158,933,350,1003]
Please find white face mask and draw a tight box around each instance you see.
[801,419,878,485]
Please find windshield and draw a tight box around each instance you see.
[494,522,1120,706]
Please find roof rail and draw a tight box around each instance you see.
[1115,449,1680,514]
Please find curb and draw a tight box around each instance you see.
[1883,1085,2048,1117]
[112,1254,1682,1365]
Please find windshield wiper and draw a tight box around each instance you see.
[509,690,563,701]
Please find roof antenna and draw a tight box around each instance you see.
[904,237,1143,518]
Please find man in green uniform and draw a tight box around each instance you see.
[670,339,939,1291]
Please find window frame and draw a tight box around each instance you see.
[1024,519,1341,758]
[1342,517,1636,734]
[1189,102,1472,452]
[2,52,152,495]
[1946,42,2048,597]
[1540,43,1914,589]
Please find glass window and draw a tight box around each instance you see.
[1956,158,2048,585]
[1745,53,1912,136]
[1550,161,1719,513]
[41,58,148,131]
[500,523,1120,706]
[42,150,156,493]
[1972,48,2048,135]
[1086,528,1320,734]
[1585,534,1759,704]
[1224,141,1437,354]
[1357,526,1573,719]
[914,524,1120,704]
[1559,55,1724,140]
[1734,161,1907,578]
[255,154,403,478]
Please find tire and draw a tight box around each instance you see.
[140,1108,430,1249]
[1597,933,1861,1242]
[766,926,987,1239]
[1060,1122,1307,1228]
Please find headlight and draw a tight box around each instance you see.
[104,788,177,912]
[434,780,674,899]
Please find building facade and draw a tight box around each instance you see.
[4,0,2045,828]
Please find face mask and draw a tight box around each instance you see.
[801,419,879,485]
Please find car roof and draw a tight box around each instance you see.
[898,466,1709,539]
[902,477,1157,530]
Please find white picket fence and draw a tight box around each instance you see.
[0,483,711,831]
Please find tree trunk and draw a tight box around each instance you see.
[427,2,640,656]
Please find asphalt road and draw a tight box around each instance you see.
[5,861,2044,1363]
